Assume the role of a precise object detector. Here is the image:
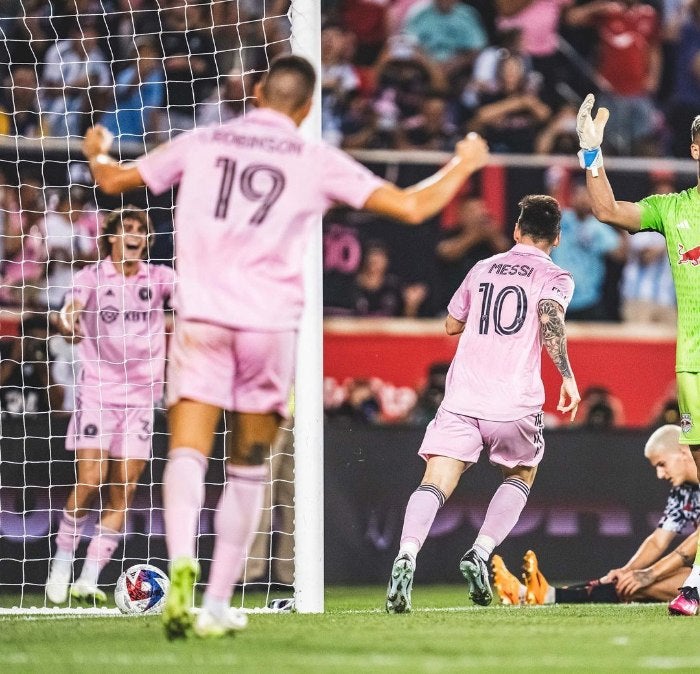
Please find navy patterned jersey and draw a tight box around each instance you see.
[658,483,700,533]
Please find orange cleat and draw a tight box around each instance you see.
[522,549,551,605]
[491,555,524,605]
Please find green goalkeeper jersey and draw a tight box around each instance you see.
[638,187,700,372]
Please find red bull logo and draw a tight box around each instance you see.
[678,243,700,265]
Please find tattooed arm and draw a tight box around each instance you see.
[538,299,580,421]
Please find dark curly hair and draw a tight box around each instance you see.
[98,206,152,260]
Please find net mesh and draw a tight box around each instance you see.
[0,0,296,613]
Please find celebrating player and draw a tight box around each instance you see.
[80,54,489,638]
[385,195,580,613]
[45,207,174,605]
[577,95,700,615]
[492,425,700,605]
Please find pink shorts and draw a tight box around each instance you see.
[65,402,154,460]
[418,406,545,469]
[166,320,296,415]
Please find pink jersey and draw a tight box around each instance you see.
[442,243,574,421]
[69,258,175,407]
[137,108,385,331]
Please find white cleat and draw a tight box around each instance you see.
[46,563,71,605]
[70,579,107,605]
[193,608,248,638]
[386,553,415,614]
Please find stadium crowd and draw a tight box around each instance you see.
[0,0,692,424]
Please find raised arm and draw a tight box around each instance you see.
[576,94,642,232]
[57,299,85,342]
[363,133,489,225]
[82,125,146,195]
[538,299,580,421]
[586,168,643,233]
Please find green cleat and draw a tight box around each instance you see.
[69,580,107,606]
[162,557,200,640]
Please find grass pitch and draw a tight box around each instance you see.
[2,586,700,672]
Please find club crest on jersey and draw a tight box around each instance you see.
[681,413,693,434]
[678,243,700,266]
[99,306,120,323]
[139,287,151,301]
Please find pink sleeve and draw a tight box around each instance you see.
[158,265,176,304]
[137,132,193,195]
[540,270,574,312]
[317,143,386,209]
[446,271,472,321]
[68,266,96,307]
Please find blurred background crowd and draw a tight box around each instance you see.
[0,0,694,427]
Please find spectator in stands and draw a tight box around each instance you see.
[0,67,44,137]
[620,171,677,324]
[159,0,217,133]
[460,28,531,114]
[321,22,361,146]
[41,188,99,311]
[197,69,260,127]
[332,378,382,424]
[435,196,510,309]
[0,179,46,309]
[40,18,112,137]
[566,0,663,156]
[550,181,626,321]
[0,314,64,416]
[335,0,389,67]
[496,0,573,108]
[667,0,700,157]
[0,1,51,83]
[371,39,448,136]
[577,386,625,428]
[99,37,165,148]
[106,0,161,66]
[407,361,450,426]
[398,92,460,151]
[349,240,427,317]
[403,0,488,80]
[535,103,580,154]
[467,52,551,153]
[340,93,402,150]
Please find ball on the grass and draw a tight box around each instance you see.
[115,564,170,615]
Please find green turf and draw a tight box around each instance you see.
[2,586,700,673]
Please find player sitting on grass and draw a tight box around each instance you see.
[386,195,580,614]
[577,94,700,616]
[492,425,700,605]
[45,207,174,606]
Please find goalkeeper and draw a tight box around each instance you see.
[576,95,700,615]
[45,207,174,606]
[492,425,700,605]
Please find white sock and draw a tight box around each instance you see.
[78,559,101,587]
[684,564,700,591]
[545,586,556,604]
[473,535,496,561]
[203,593,231,620]
[398,540,419,561]
[52,549,73,576]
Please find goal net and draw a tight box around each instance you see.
[0,0,321,614]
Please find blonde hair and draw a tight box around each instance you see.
[644,424,682,458]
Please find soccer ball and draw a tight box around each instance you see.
[115,564,170,615]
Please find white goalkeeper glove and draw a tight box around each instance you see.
[576,94,609,177]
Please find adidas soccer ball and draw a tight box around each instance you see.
[115,564,170,615]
